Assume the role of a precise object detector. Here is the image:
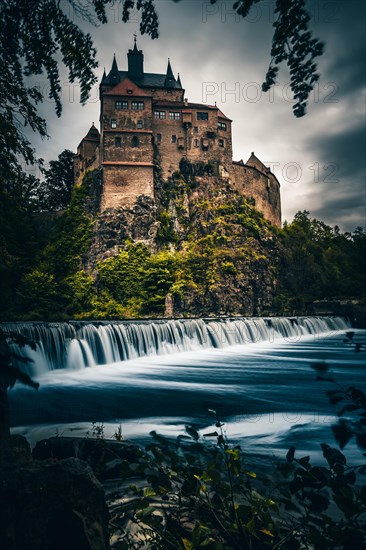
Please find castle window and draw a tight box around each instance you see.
[132,101,144,110]
[111,119,117,129]
[116,100,128,110]
[218,121,227,131]
[193,139,199,147]
[137,120,143,129]
[169,111,181,120]
[219,138,224,147]
[115,137,122,147]
[157,133,162,143]
[154,111,166,119]
[177,137,184,149]
[197,112,208,121]
[171,135,177,143]
[131,136,139,147]
[194,126,198,133]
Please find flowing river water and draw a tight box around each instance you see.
[2,317,365,463]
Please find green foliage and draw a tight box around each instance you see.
[108,394,366,549]
[277,211,366,311]
[39,175,94,278]
[157,211,179,243]
[32,150,75,211]
[0,0,159,181]
[17,270,60,320]
[0,188,42,318]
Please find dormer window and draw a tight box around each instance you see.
[111,119,117,129]
[127,89,133,94]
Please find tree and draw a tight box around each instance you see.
[32,150,75,211]
[0,0,159,184]
[0,329,39,458]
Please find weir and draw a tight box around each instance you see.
[1,317,349,376]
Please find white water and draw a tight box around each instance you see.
[5,319,365,463]
[1,316,349,376]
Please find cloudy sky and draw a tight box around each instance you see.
[27,0,366,231]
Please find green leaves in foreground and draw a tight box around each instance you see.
[108,400,365,549]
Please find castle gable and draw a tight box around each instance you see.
[103,77,151,97]
[246,152,270,175]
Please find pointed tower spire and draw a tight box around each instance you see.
[109,54,119,84]
[133,33,138,52]
[165,59,176,88]
[166,59,174,78]
[111,54,118,73]
[101,67,107,85]
[177,73,182,88]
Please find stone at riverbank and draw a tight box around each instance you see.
[0,439,109,550]
[33,436,144,480]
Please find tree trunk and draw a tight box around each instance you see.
[0,386,11,460]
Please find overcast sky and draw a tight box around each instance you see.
[27,0,366,231]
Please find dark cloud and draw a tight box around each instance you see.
[308,124,366,179]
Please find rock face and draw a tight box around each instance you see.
[81,166,281,317]
[86,195,158,266]
[0,456,109,550]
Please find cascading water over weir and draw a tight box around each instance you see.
[1,317,349,376]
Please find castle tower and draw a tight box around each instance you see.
[99,51,154,210]
[74,123,100,183]
[127,35,144,79]
[75,40,281,226]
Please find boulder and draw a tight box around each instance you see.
[0,457,109,550]
[32,436,143,479]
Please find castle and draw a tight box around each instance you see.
[74,39,281,227]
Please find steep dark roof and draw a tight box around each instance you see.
[77,123,99,149]
[101,70,183,90]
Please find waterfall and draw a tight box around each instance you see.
[0,316,350,375]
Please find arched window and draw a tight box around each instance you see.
[131,136,139,147]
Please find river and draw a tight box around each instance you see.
[2,317,365,463]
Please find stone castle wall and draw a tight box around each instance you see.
[101,165,154,210]
[230,163,281,227]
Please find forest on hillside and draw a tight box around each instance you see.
[0,157,365,321]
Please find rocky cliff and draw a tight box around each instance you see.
[77,164,280,318]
